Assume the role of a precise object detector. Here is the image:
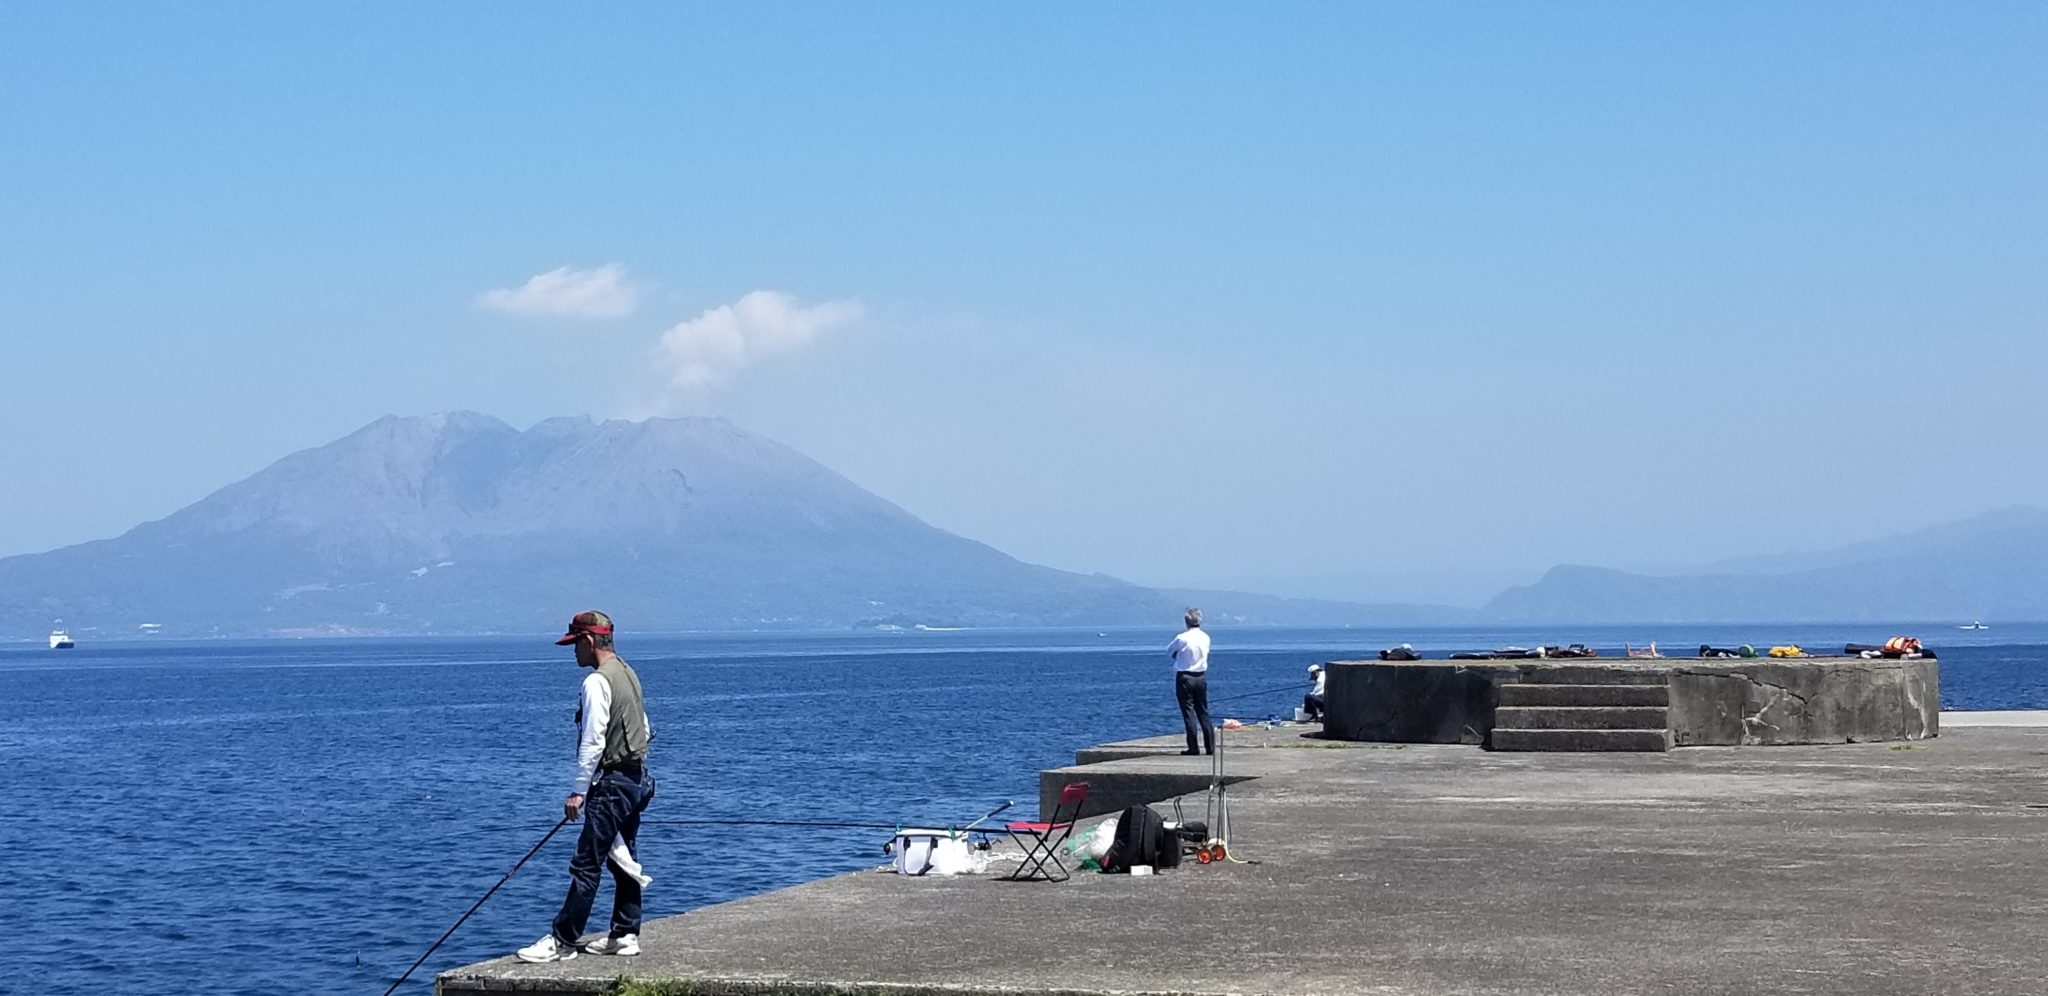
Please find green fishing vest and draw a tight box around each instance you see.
[595,656,650,767]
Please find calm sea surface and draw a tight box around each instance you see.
[6,624,2046,995]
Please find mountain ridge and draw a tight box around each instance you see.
[0,413,1385,638]
[8,413,2039,637]
[1480,505,2048,624]
[1653,505,2048,579]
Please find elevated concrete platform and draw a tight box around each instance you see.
[1326,656,1938,749]
[1052,724,1355,819]
[440,718,2048,996]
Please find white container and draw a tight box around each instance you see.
[1293,707,1311,722]
[887,830,977,876]
[1130,864,1154,876]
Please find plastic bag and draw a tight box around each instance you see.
[1061,815,1117,871]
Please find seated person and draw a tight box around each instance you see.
[1302,664,1327,722]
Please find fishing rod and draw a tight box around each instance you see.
[380,814,573,996]
[960,799,1013,830]
[1209,680,1312,705]
[376,800,1012,988]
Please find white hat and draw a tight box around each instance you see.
[1307,664,1323,674]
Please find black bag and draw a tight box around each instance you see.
[1101,804,1168,874]
[1380,646,1421,661]
[1155,818,1182,870]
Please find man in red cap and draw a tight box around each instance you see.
[516,610,656,962]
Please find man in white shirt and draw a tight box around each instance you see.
[517,610,657,963]
[1168,608,1214,756]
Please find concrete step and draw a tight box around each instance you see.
[1041,768,1255,821]
[1518,665,1671,685]
[1493,705,1669,730]
[1498,683,1670,707]
[1490,728,1674,752]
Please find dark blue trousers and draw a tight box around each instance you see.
[1303,691,1326,721]
[1176,671,1214,753]
[551,765,656,944]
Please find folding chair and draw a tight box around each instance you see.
[1004,781,1089,881]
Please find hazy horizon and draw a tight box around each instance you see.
[6,407,2042,614]
[5,5,2044,591]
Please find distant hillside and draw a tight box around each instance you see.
[1157,588,1472,628]
[0,413,1202,638]
[1481,507,2048,623]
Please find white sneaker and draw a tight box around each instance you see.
[515,935,577,963]
[581,933,640,956]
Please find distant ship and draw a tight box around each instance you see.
[1959,621,1990,631]
[49,630,76,649]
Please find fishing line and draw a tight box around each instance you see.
[380,814,573,996]
[640,817,925,830]
[1209,681,1312,705]
[375,801,1002,988]
[417,813,1017,843]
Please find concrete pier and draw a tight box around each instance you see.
[1324,656,1939,749]
[440,713,2048,996]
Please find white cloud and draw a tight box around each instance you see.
[656,291,864,390]
[478,264,639,320]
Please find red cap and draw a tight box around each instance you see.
[554,609,615,645]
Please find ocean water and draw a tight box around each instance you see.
[5,624,2045,996]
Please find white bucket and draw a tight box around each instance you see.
[1293,707,1311,722]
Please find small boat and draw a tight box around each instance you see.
[49,630,75,649]
[1959,621,1989,631]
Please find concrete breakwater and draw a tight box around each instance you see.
[441,714,2048,996]
[1324,656,1938,751]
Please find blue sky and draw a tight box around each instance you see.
[2,3,2043,604]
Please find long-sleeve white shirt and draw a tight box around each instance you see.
[1169,627,1211,673]
[573,668,654,795]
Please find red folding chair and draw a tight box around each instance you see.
[1005,781,1089,881]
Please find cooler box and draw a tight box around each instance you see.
[885,829,977,876]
